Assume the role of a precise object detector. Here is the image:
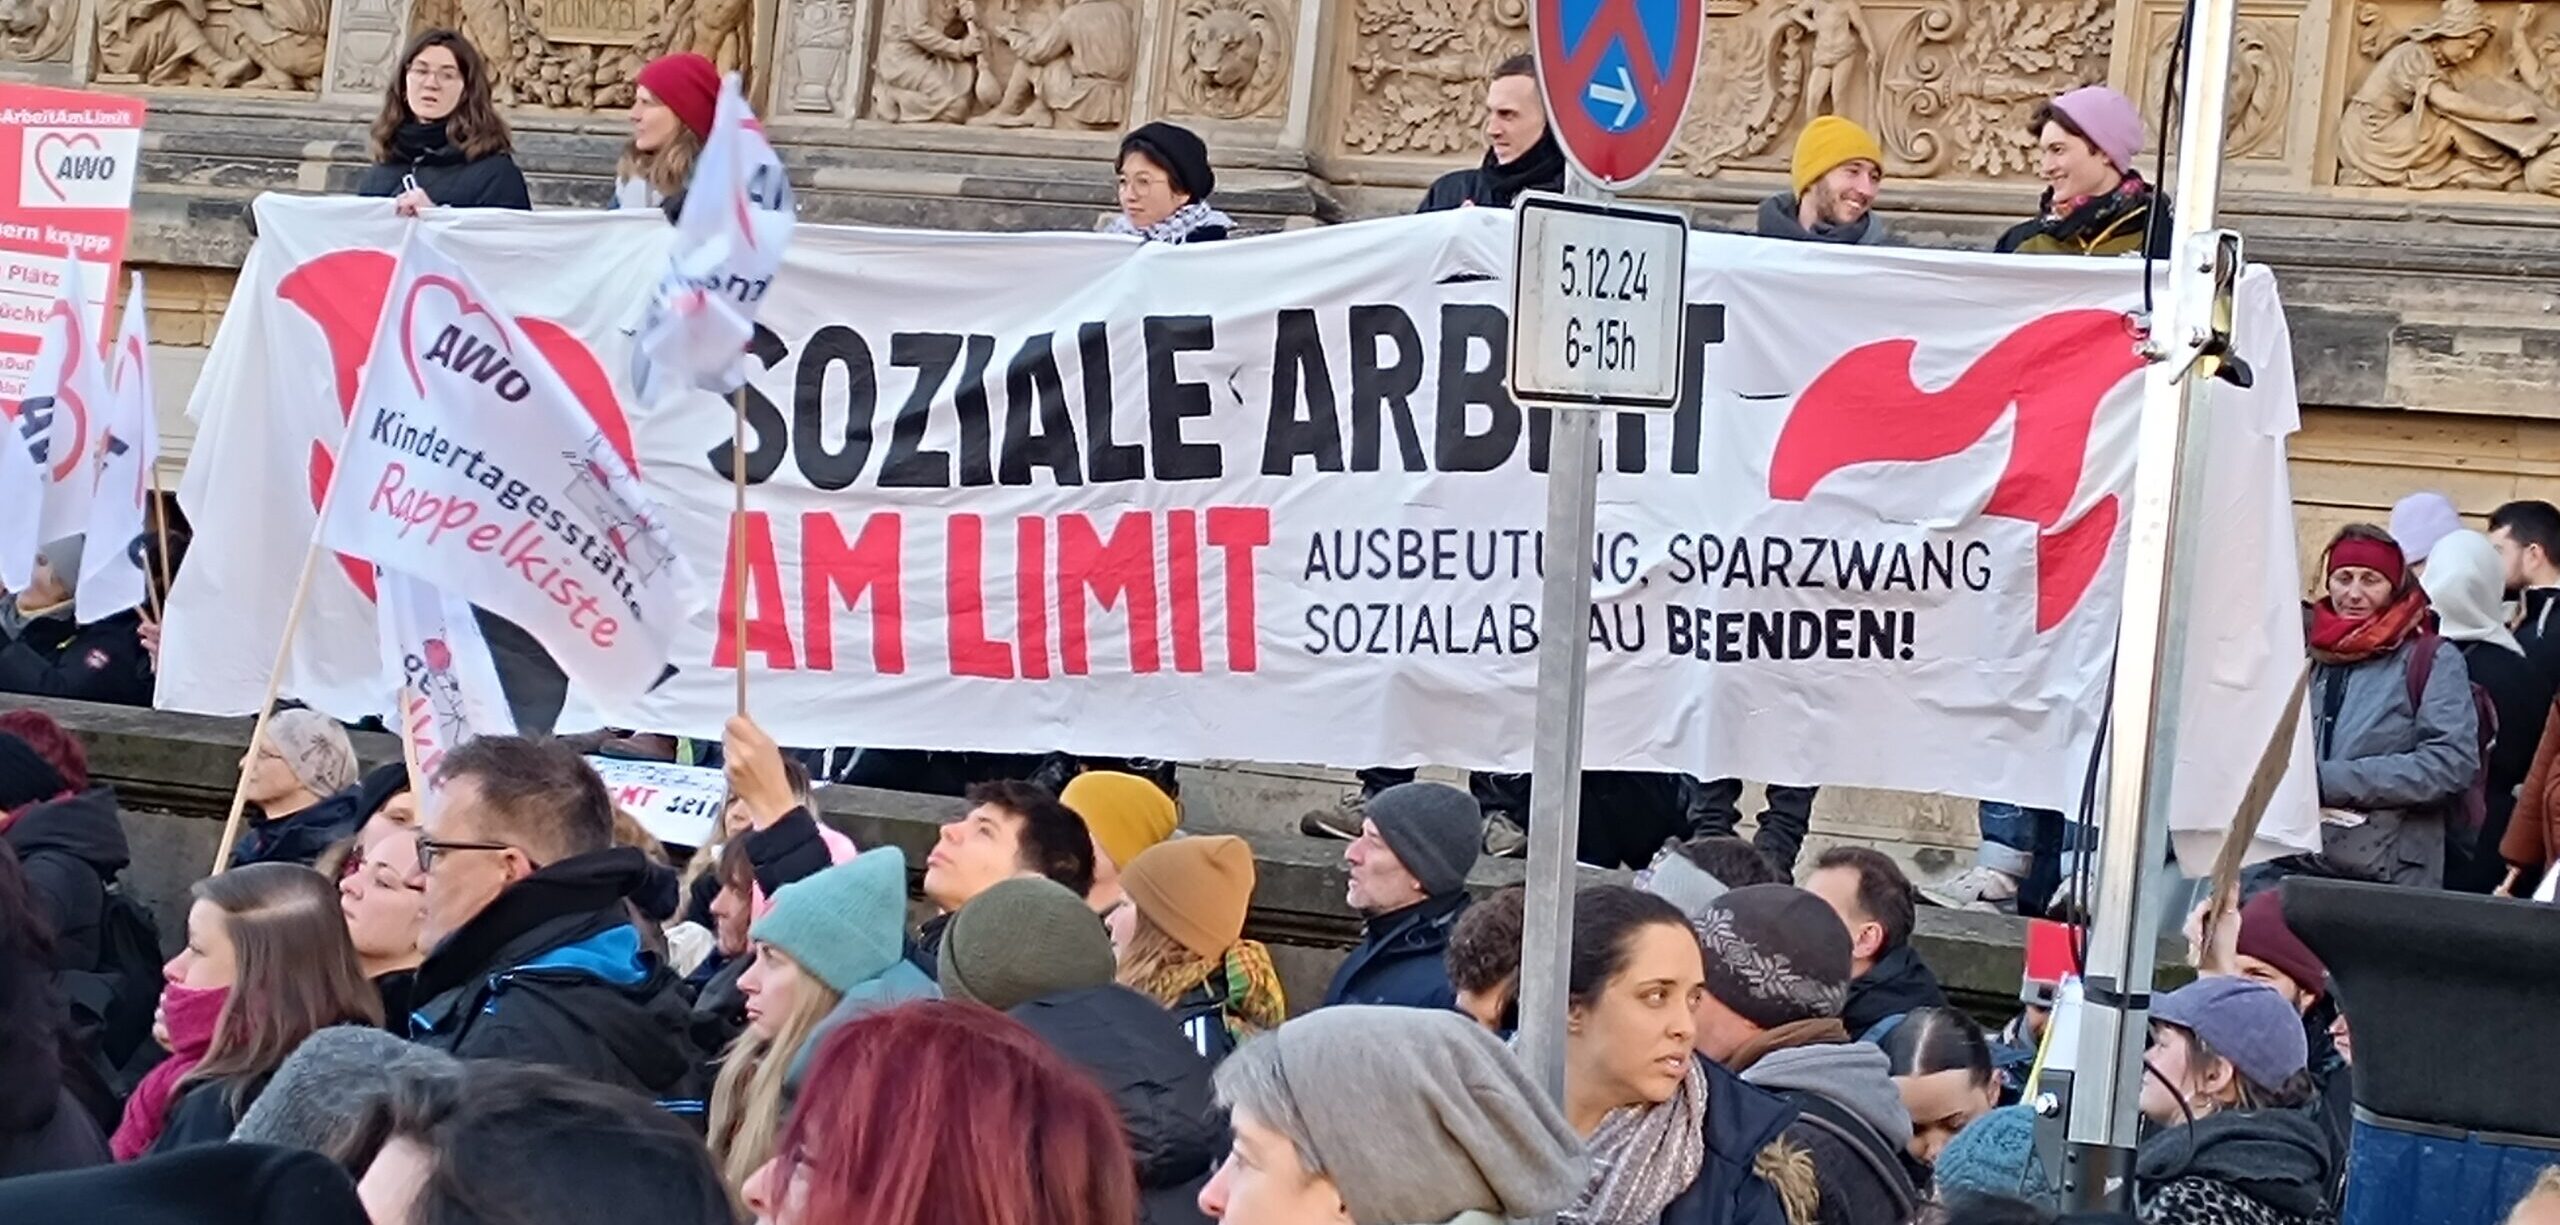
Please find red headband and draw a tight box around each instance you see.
[2326,536,2404,588]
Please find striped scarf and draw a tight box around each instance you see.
[1131,939,1286,1043]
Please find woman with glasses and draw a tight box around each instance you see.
[339,828,427,1031]
[356,29,530,215]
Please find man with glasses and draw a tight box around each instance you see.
[406,736,702,1103]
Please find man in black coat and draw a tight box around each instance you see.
[1322,783,1480,1010]
[1416,53,1566,212]
[1805,847,1947,1040]
[407,737,701,1106]
[2491,499,2560,680]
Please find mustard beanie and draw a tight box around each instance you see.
[1122,834,1257,959]
[1061,770,1179,869]
[1791,115,1885,197]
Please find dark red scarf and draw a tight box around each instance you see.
[2309,584,2430,665]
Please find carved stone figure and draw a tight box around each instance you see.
[871,0,981,120]
[1788,0,1876,120]
[330,0,408,94]
[227,0,329,87]
[971,0,1134,128]
[2337,0,2528,190]
[2145,17,2288,159]
[2502,3,2560,191]
[1174,0,1288,118]
[1874,0,2114,177]
[0,0,75,62]
[779,0,855,112]
[1338,0,1527,154]
[670,0,750,71]
[96,0,236,85]
[1675,1,1803,173]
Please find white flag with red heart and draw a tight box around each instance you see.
[79,272,159,623]
[15,251,110,550]
[318,227,696,704]
[375,565,515,797]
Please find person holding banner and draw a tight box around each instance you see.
[356,30,530,214]
[1416,54,1564,211]
[1107,122,1233,244]
[1994,86,2172,259]
[0,540,154,708]
[617,54,717,211]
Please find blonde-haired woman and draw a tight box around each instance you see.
[707,845,936,1197]
[616,52,716,210]
[1109,835,1283,1062]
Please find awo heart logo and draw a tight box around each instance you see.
[277,249,636,602]
[398,272,514,396]
[31,131,100,202]
[1768,309,2145,633]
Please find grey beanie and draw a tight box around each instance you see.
[232,1025,462,1153]
[1218,1006,1586,1223]
[1366,782,1480,897]
[937,876,1117,1011]
[37,537,82,597]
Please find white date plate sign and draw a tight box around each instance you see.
[1506,191,1691,411]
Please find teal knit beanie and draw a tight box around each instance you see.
[751,846,911,996]
[936,877,1115,1011]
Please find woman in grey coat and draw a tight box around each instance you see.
[2307,523,2480,888]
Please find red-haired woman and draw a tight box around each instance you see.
[2308,523,2480,887]
[742,1000,1138,1225]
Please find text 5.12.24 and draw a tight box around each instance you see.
[1555,243,1653,302]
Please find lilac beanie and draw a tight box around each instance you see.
[2049,86,2146,174]
[2389,491,2465,565]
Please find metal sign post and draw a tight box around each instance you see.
[2063,0,2250,1201]
[1508,184,1690,1104]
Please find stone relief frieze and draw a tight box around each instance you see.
[2336,0,2560,193]
[1672,0,1807,172]
[1875,0,2114,177]
[2141,12,2291,159]
[868,0,1135,129]
[0,0,76,62]
[1166,0,1288,119]
[95,0,328,88]
[1337,0,1526,153]
[330,0,408,93]
[405,0,752,109]
[774,0,854,112]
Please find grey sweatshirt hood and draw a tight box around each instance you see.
[1739,1041,1915,1149]
[1755,192,1888,245]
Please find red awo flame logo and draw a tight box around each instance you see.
[1767,310,2145,633]
[276,249,638,602]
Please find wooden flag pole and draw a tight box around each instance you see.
[208,526,332,873]
[731,384,750,716]
[145,469,176,623]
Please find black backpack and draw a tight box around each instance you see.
[90,884,165,1071]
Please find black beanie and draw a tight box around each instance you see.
[1120,121,1215,201]
[354,759,413,822]
[0,734,67,812]
[1697,884,1853,1029]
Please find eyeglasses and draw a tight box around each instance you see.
[406,64,462,85]
[413,835,517,873]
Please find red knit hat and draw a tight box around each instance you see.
[2236,888,2328,1001]
[637,53,719,140]
[2324,534,2404,588]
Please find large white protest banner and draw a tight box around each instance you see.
[80,272,156,622]
[631,72,795,402]
[165,197,2317,847]
[376,566,516,792]
[313,225,694,704]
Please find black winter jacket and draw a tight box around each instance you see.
[353,120,531,210]
[408,849,703,1106]
[1663,1056,1809,1225]
[1321,891,1468,1011]
[229,789,365,870]
[1842,945,1950,1042]
[0,1086,106,1178]
[6,788,129,974]
[2134,1108,2335,1225]
[0,609,153,706]
[147,1074,269,1157]
[2450,639,2555,892]
[1010,985,1222,1225]
[1416,133,1567,213]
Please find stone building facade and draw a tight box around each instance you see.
[4,0,2555,855]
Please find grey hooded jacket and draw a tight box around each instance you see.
[1741,1041,1918,1225]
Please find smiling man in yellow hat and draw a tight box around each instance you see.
[1758,114,1889,245]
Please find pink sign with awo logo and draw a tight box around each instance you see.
[0,81,145,411]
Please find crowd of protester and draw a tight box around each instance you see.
[8,24,2560,1225]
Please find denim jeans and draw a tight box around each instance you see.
[1976,802,2092,917]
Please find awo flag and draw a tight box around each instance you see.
[630,72,794,402]
[376,566,515,791]
[315,226,694,704]
[168,200,2317,855]
[14,250,108,545]
[80,272,157,622]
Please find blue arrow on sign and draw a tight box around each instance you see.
[1581,42,1644,131]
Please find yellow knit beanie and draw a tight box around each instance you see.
[1791,115,1885,197]
[1061,770,1179,869]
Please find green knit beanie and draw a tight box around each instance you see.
[936,877,1115,1011]
[751,846,910,996]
